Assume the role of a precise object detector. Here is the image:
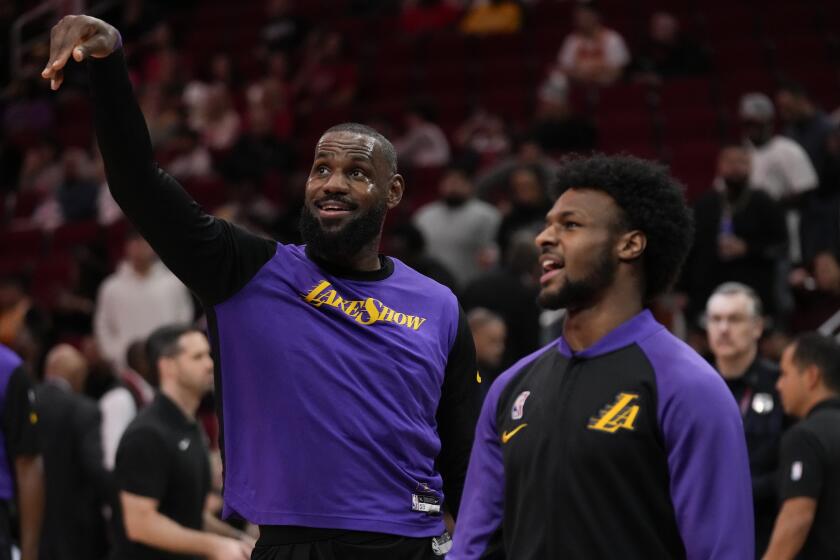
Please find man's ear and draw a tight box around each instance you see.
[804,365,822,391]
[387,174,405,209]
[616,230,646,262]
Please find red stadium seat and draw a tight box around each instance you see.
[52,220,101,252]
[0,228,44,257]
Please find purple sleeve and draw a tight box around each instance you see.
[447,380,505,560]
[641,333,754,560]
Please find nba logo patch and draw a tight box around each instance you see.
[511,391,531,420]
[791,461,803,481]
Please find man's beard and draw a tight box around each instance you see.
[299,199,387,262]
[537,245,618,311]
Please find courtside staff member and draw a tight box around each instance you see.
[765,334,840,559]
[0,345,43,560]
[43,16,477,560]
[450,156,754,559]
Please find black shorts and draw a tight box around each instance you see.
[252,526,438,560]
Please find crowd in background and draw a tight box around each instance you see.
[1,0,840,557]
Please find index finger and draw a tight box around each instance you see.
[42,21,74,77]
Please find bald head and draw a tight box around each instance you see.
[44,344,88,393]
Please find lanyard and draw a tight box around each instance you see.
[739,387,753,417]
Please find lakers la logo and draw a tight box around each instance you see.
[588,392,640,433]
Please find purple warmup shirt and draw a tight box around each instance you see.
[0,346,22,500]
[215,244,459,535]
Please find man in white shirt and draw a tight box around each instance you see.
[414,167,501,289]
[558,3,630,86]
[94,230,194,371]
[394,106,451,168]
[740,93,818,263]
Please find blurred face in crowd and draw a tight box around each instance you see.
[813,251,840,293]
[471,317,507,368]
[706,292,762,364]
[124,235,157,273]
[650,12,679,44]
[777,343,810,418]
[301,131,403,261]
[573,6,601,35]
[439,169,474,207]
[535,188,624,311]
[741,118,772,146]
[161,332,214,398]
[510,168,545,208]
[717,146,752,192]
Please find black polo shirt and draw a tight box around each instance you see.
[112,393,211,560]
[778,398,840,559]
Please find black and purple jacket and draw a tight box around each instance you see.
[450,310,754,559]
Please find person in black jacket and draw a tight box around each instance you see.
[36,344,109,560]
[705,283,787,557]
[682,145,788,323]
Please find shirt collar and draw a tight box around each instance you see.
[807,397,840,418]
[155,392,198,429]
[556,309,664,358]
[304,245,395,281]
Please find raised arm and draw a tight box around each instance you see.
[42,16,275,305]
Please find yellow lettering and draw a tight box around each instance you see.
[356,298,381,325]
[588,393,640,434]
[406,316,427,331]
[304,280,332,306]
[380,306,395,323]
[394,312,406,325]
[331,295,345,309]
[343,300,361,317]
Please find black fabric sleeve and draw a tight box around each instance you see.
[436,305,479,517]
[2,367,39,458]
[778,428,823,500]
[115,427,170,500]
[87,50,276,306]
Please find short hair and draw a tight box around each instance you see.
[553,154,694,301]
[146,324,203,379]
[322,122,398,174]
[467,308,505,331]
[791,333,840,393]
[708,282,764,318]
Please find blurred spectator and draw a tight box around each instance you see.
[789,251,840,335]
[768,334,840,559]
[682,145,787,323]
[0,275,47,352]
[36,344,108,560]
[100,340,156,471]
[293,31,358,115]
[31,149,99,231]
[245,52,295,141]
[463,230,541,367]
[164,126,213,181]
[17,139,62,196]
[740,93,817,264]
[495,164,552,253]
[222,104,293,184]
[556,3,630,86]
[460,0,523,35]
[394,106,451,168]
[259,0,310,54]
[399,0,461,34]
[740,93,818,204]
[477,137,560,200]
[775,82,834,187]
[93,230,193,370]
[112,326,252,558]
[467,308,507,397]
[529,75,598,154]
[414,166,501,288]
[705,283,786,556]
[189,85,241,152]
[139,84,183,149]
[454,108,511,171]
[214,178,280,235]
[388,223,458,293]
[0,344,44,560]
[632,12,709,82]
